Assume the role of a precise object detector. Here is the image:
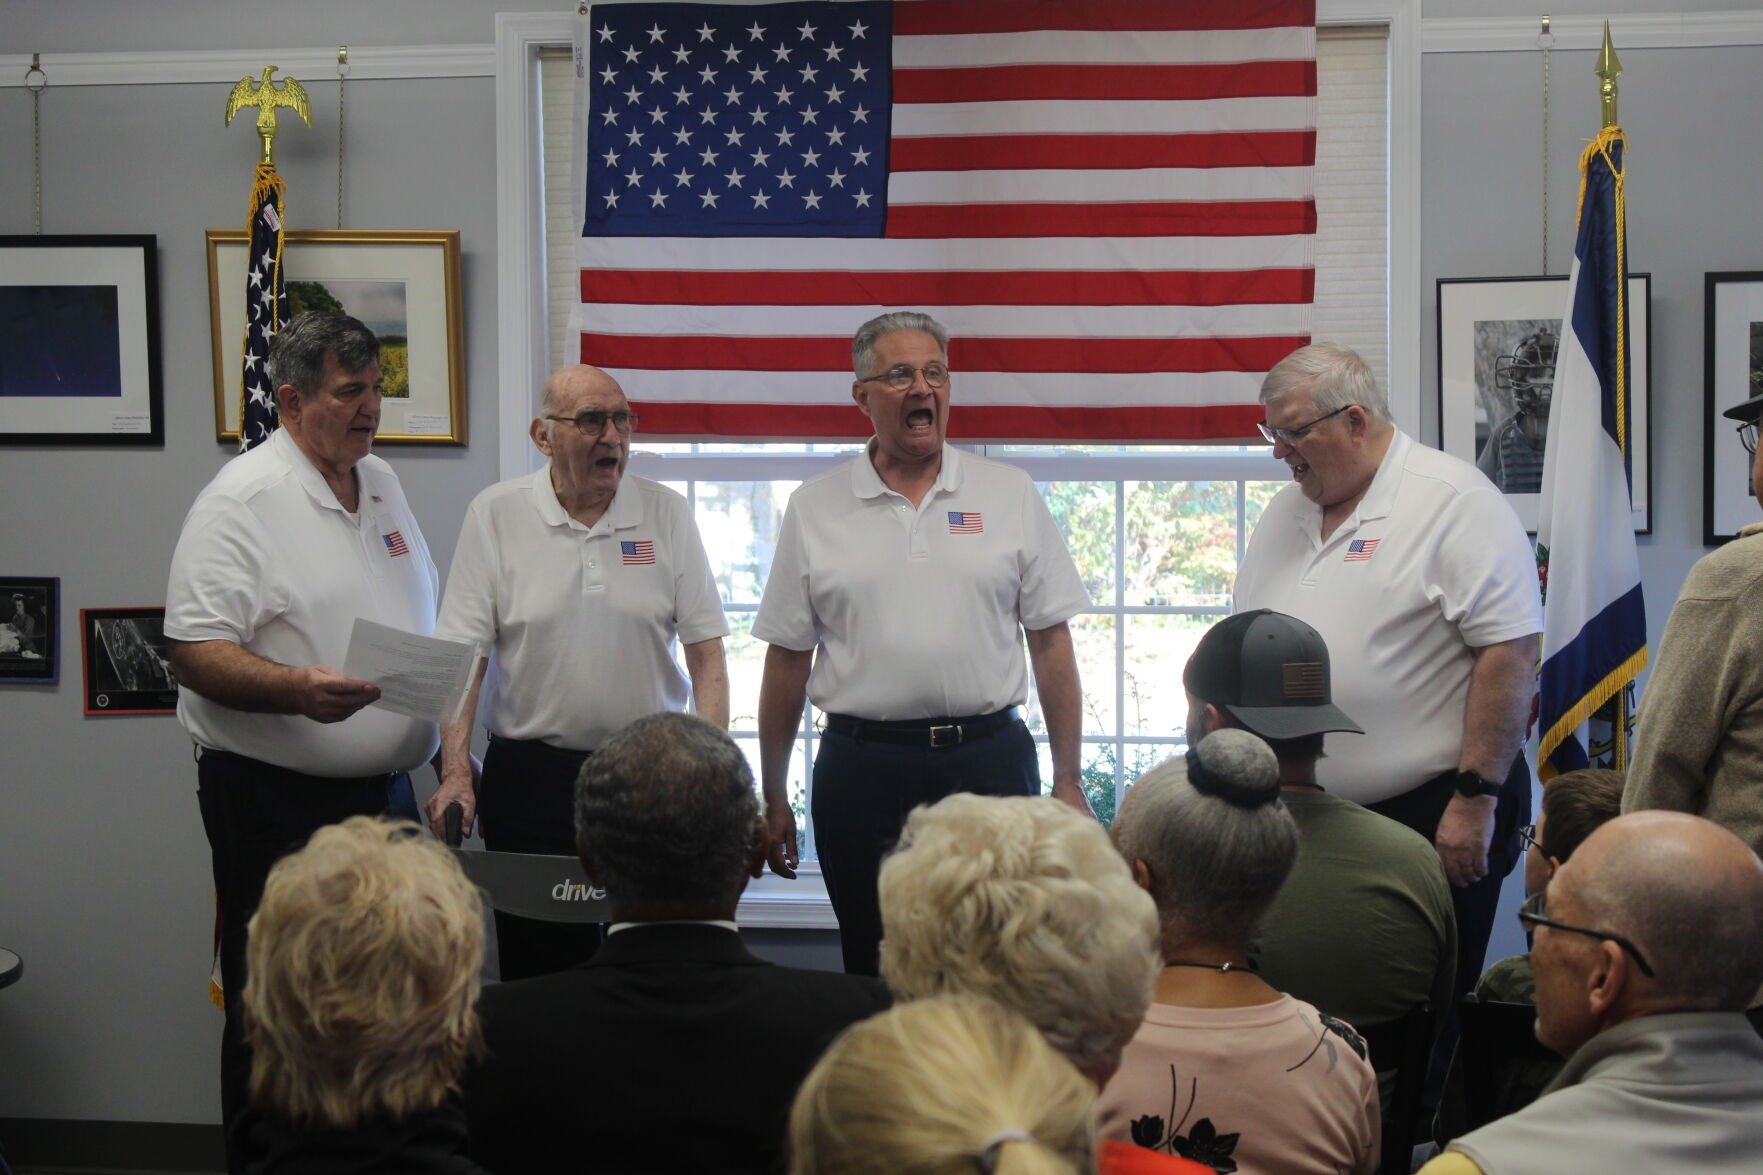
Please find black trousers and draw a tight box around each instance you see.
[477,735,603,982]
[811,717,1040,976]
[1366,754,1531,1000]
[1367,754,1530,1114]
[195,749,416,1175]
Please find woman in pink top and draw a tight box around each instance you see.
[1100,730,1381,1175]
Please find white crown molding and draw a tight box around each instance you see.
[1422,11,1763,54]
[0,43,494,87]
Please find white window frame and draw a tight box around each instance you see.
[492,1,1422,927]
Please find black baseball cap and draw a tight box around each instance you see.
[1722,392,1763,424]
[1182,609,1363,740]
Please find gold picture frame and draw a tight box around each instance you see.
[205,228,466,445]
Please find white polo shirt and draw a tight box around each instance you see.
[753,444,1088,720]
[1235,430,1541,804]
[165,427,442,777]
[434,467,728,750]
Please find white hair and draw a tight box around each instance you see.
[878,795,1161,1080]
[1111,730,1299,953]
[852,311,949,379]
[1260,342,1391,423]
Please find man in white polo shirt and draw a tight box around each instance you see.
[1235,342,1541,1002]
[164,312,440,1170]
[427,363,728,980]
[754,311,1092,975]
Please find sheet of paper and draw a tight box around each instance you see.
[343,618,479,724]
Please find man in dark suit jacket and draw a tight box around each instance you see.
[460,712,890,1175]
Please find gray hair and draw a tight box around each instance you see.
[267,312,380,396]
[1576,823,1763,1011]
[878,795,1161,1081]
[1260,342,1391,423]
[574,713,760,904]
[852,311,949,379]
[1112,730,1299,952]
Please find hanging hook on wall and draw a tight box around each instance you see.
[26,53,49,234]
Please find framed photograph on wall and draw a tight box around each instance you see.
[81,606,178,716]
[1704,272,1763,543]
[1437,274,1652,534]
[0,576,58,683]
[0,235,163,445]
[205,228,466,445]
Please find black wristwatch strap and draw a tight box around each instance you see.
[1453,769,1504,798]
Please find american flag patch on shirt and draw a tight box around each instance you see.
[382,530,410,558]
[948,511,983,534]
[1345,538,1380,562]
[622,540,657,565]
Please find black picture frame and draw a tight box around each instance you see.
[81,606,178,716]
[0,234,163,446]
[1703,272,1763,544]
[0,576,59,683]
[1436,273,1652,534]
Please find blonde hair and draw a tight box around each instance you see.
[243,817,485,1129]
[878,795,1160,1079]
[789,996,1097,1175]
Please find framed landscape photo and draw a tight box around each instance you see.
[205,228,466,445]
[0,577,58,684]
[1704,272,1763,543]
[1437,274,1652,534]
[81,606,178,716]
[0,235,163,445]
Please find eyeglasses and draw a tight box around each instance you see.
[859,362,950,391]
[1737,420,1759,456]
[1517,891,1655,978]
[1518,823,1541,853]
[1257,404,1356,446]
[546,409,639,436]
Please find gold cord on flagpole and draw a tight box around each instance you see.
[337,46,348,229]
[26,53,47,235]
[1538,17,1553,274]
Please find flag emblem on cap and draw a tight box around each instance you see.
[1345,538,1380,562]
[948,511,984,534]
[622,540,656,565]
[382,530,409,558]
[1283,662,1325,700]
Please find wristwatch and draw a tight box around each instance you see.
[1452,770,1504,798]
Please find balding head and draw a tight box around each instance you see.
[1534,811,1763,1055]
[538,364,624,428]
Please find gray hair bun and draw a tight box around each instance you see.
[1186,729,1281,809]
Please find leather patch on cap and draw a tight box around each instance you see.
[1283,662,1325,700]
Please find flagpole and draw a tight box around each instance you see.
[1596,23,1631,773]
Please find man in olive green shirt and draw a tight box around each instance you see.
[1183,610,1457,1031]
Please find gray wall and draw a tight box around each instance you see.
[1,0,1758,1128]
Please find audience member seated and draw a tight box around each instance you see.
[1185,610,1456,1044]
[877,792,1207,1175]
[789,995,1098,1175]
[238,816,489,1174]
[1434,769,1623,1142]
[459,712,890,1175]
[1421,811,1763,1174]
[1102,730,1381,1175]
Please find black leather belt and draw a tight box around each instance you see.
[823,707,1019,749]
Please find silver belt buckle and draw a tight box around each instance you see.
[929,723,962,748]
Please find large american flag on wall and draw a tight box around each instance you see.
[575,0,1316,440]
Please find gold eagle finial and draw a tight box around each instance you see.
[225,66,312,164]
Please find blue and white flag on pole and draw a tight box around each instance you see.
[1534,127,1647,776]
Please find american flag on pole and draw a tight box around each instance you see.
[574,0,1316,440]
[239,162,291,451]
